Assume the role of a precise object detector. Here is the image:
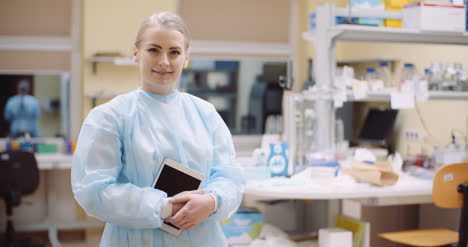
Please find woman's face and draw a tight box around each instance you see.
[134,24,189,95]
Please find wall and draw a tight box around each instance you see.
[81,0,177,116]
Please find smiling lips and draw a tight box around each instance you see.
[152,70,172,76]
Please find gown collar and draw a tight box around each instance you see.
[139,88,180,104]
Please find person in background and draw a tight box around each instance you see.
[4,80,41,138]
[71,12,244,246]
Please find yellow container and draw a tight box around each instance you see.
[11,141,20,150]
[384,0,411,27]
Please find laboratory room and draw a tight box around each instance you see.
[2,0,468,247]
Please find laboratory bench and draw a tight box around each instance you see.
[0,153,104,247]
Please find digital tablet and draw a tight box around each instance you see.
[152,158,205,236]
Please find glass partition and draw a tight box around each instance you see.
[181,58,287,135]
[0,72,70,138]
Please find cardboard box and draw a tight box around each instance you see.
[319,228,353,247]
[352,0,385,26]
[403,2,466,32]
[221,211,263,245]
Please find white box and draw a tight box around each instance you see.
[319,228,353,247]
[403,2,466,32]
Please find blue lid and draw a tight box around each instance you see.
[424,68,431,74]
[366,67,376,73]
[404,63,414,68]
[379,61,388,67]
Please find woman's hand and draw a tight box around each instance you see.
[166,193,215,230]
[170,190,204,216]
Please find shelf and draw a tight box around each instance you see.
[0,36,72,51]
[337,56,400,64]
[87,56,137,74]
[187,90,236,98]
[346,91,468,102]
[335,8,402,19]
[303,25,468,45]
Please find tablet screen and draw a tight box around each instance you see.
[154,164,202,197]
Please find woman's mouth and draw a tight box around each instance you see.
[152,70,172,76]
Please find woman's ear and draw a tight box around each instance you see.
[183,49,190,68]
[133,48,139,63]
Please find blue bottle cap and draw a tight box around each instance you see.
[366,67,376,73]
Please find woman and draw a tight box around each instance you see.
[72,12,244,246]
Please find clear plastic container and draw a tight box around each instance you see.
[365,67,378,81]
[400,63,417,82]
[378,61,392,87]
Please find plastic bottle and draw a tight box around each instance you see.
[429,61,444,87]
[378,61,392,88]
[425,68,439,91]
[365,67,378,81]
[400,63,416,82]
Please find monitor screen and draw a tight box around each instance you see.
[358,108,398,141]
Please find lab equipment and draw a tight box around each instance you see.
[366,67,385,91]
[365,67,378,82]
[378,61,393,87]
[403,2,466,32]
[72,88,244,246]
[0,150,46,247]
[355,108,398,149]
[302,87,336,163]
[400,63,417,82]
[428,61,444,90]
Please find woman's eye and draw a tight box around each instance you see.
[170,50,180,55]
[148,48,158,53]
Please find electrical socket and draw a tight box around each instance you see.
[404,129,426,142]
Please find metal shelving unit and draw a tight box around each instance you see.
[303,24,468,45]
[301,2,468,152]
[346,91,468,102]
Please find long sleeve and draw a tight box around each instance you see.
[71,109,167,229]
[204,112,245,221]
[32,97,41,119]
[4,99,13,121]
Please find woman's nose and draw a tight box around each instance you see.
[159,54,169,67]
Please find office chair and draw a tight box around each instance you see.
[0,150,46,247]
[379,162,468,247]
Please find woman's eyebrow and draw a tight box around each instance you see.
[148,43,162,49]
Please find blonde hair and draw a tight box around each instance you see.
[134,12,190,50]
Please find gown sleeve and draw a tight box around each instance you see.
[71,107,167,229]
[204,110,245,221]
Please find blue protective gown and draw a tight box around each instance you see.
[72,88,244,247]
[4,95,41,138]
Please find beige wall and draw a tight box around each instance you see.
[82,0,177,115]
[179,0,290,43]
[0,0,71,36]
